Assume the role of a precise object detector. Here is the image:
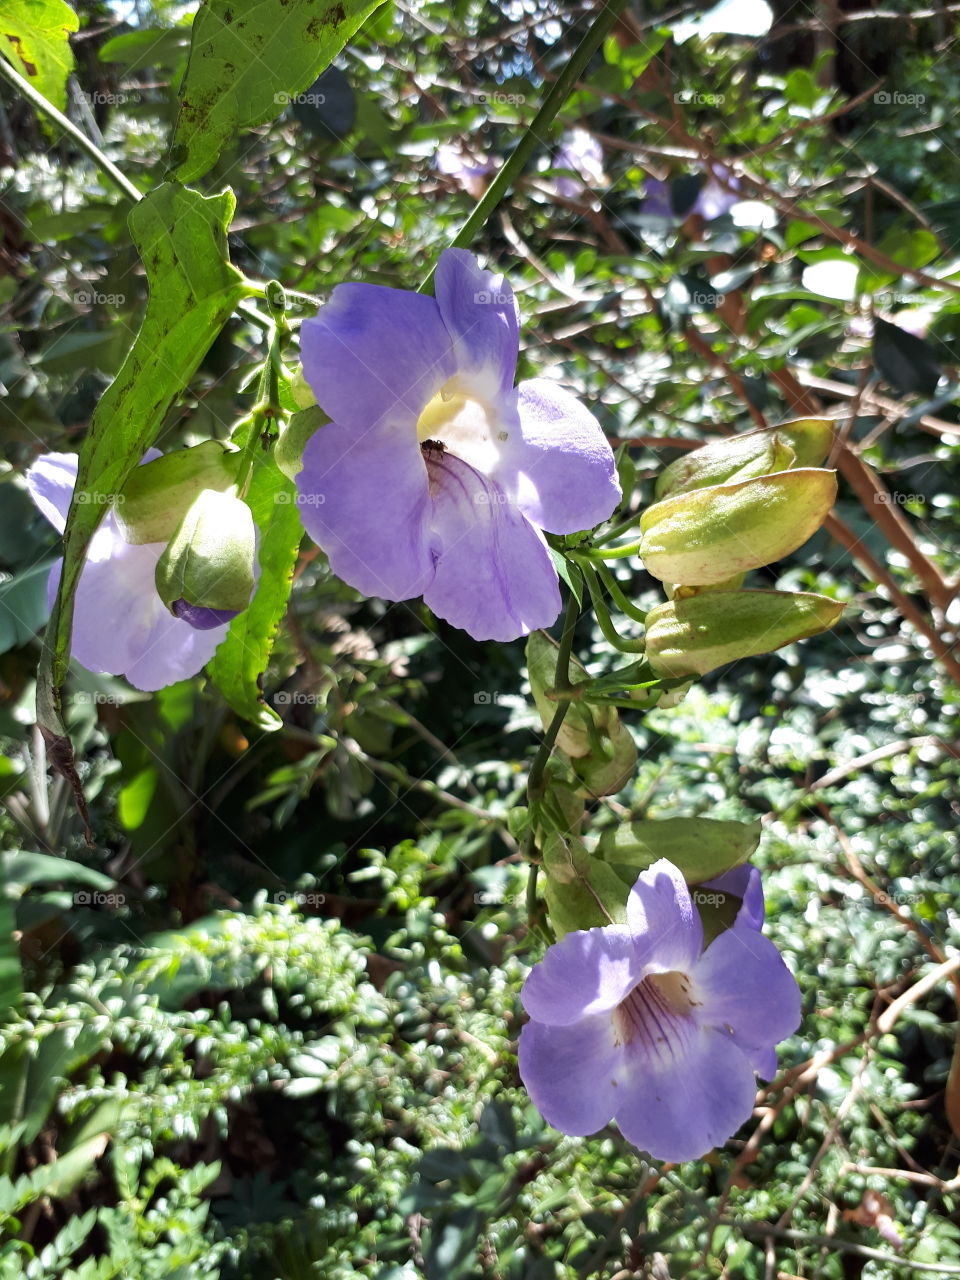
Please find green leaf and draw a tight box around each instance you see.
[3,851,115,895]
[37,184,250,768]
[208,454,303,730]
[596,816,762,884]
[173,0,388,183]
[0,0,78,112]
[0,559,56,655]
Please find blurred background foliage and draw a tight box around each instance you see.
[0,0,959,1275]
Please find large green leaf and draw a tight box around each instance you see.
[0,900,20,1023]
[208,452,303,730]
[36,184,250,813]
[0,0,78,112]
[172,0,387,183]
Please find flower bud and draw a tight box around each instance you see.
[597,815,761,885]
[639,468,837,586]
[155,489,257,629]
[654,418,834,500]
[572,719,637,797]
[114,442,241,546]
[644,589,844,677]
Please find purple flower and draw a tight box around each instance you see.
[25,452,233,691]
[435,144,496,198]
[641,163,741,222]
[295,249,620,641]
[554,128,606,198]
[518,859,800,1161]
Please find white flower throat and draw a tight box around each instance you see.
[416,378,506,474]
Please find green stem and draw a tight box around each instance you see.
[0,55,142,204]
[578,561,647,653]
[578,540,643,561]
[527,590,580,803]
[592,561,648,624]
[419,0,631,291]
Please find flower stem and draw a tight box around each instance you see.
[419,0,632,290]
[527,588,580,803]
[592,562,648,624]
[577,561,647,653]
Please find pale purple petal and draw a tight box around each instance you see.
[493,379,621,534]
[747,1044,778,1080]
[642,177,673,219]
[51,526,228,691]
[26,453,79,533]
[296,420,434,602]
[422,452,560,641]
[701,863,765,932]
[626,859,703,973]
[299,284,455,431]
[518,1013,622,1137]
[692,927,801,1052]
[615,1025,758,1161]
[435,249,519,400]
[521,925,650,1027]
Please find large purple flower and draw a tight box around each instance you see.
[518,859,800,1162]
[26,452,233,691]
[295,249,620,641]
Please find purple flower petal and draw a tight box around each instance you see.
[614,1024,758,1161]
[435,248,519,399]
[25,452,78,533]
[50,527,229,691]
[518,1012,622,1136]
[627,859,703,973]
[641,177,674,219]
[521,925,650,1027]
[299,283,455,431]
[702,863,765,932]
[693,926,801,1052]
[492,378,621,534]
[421,451,561,640]
[296,419,435,602]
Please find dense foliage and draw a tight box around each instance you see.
[0,0,958,1275]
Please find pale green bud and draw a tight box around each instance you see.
[155,488,257,627]
[654,418,834,500]
[644,588,844,677]
[115,442,241,546]
[639,468,838,586]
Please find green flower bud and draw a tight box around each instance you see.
[654,418,834,500]
[572,719,637,797]
[644,588,844,677]
[596,816,762,886]
[115,442,241,546]
[155,488,257,628]
[639,468,837,585]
